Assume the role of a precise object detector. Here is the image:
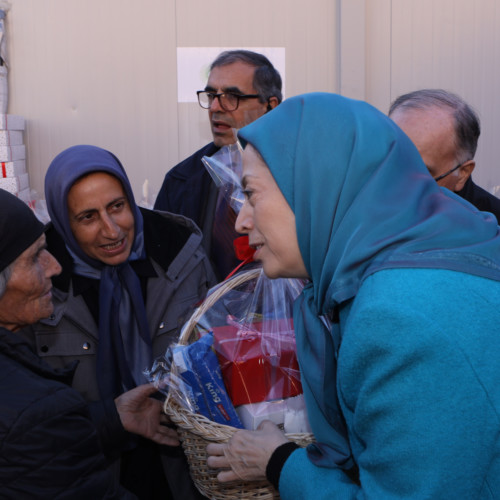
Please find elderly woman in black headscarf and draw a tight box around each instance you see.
[0,189,178,499]
[21,145,215,499]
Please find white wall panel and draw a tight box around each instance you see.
[6,0,338,202]
[8,0,179,204]
[365,0,391,111]
[339,0,365,99]
[368,0,500,192]
[8,1,499,198]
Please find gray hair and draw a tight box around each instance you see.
[0,261,13,300]
[211,50,283,104]
[389,89,480,163]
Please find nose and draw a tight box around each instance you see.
[43,250,62,278]
[209,95,224,113]
[100,214,120,239]
[235,200,253,234]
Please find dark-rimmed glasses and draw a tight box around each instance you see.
[433,162,465,181]
[197,91,261,111]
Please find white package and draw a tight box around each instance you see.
[0,159,26,177]
[0,130,23,146]
[0,144,25,161]
[0,114,25,130]
[236,394,312,434]
[0,172,29,194]
[16,187,31,204]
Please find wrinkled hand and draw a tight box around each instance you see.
[115,383,180,446]
[206,420,289,482]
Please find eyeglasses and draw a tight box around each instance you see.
[197,91,261,111]
[432,162,464,181]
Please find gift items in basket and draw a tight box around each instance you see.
[147,267,315,500]
[212,317,303,406]
[186,266,309,430]
[170,333,243,428]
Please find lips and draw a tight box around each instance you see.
[212,120,232,132]
[249,242,263,260]
[99,237,127,255]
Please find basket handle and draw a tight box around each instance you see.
[178,267,262,346]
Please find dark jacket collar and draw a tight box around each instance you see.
[456,176,500,222]
[165,142,220,180]
[153,142,220,225]
[0,327,76,384]
[456,176,476,198]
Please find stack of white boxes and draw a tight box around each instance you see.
[0,114,28,203]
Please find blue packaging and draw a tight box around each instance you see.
[173,333,243,428]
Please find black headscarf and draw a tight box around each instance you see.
[0,189,45,273]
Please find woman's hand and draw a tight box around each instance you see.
[206,420,289,482]
[115,383,180,446]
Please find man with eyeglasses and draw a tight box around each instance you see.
[389,88,500,222]
[154,50,282,280]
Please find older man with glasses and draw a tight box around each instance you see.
[154,50,282,281]
[389,88,500,222]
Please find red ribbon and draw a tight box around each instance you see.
[233,235,255,261]
[1,162,5,178]
[224,236,256,281]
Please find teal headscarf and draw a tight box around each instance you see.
[238,92,500,469]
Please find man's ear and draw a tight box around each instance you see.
[267,97,279,111]
[455,160,475,191]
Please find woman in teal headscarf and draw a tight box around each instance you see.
[206,93,500,498]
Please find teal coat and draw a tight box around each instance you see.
[280,268,500,499]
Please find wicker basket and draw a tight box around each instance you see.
[163,268,314,500]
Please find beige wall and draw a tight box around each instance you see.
[6,0,338,202]
[364,0,500,193]
[6,0,500,201]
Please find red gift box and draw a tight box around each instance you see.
[212,318,303,406]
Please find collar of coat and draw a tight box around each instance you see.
[0,327,77,384]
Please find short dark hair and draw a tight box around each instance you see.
[210,50,283,104]
[389,89,480,162]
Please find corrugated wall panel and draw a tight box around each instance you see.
[6,0,338,202]
[383,0,500,191]
[8,0,179,204]
[8,1,499,197]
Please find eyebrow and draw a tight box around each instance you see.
[204,85,245,94]
[72,196,127,220]
[71,208,95,220]
[241,174,259,189]
[106,196,127,209]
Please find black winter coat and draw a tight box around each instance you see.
[456,176,500,223]
[0,328,133,499]
[154,142,219,230]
